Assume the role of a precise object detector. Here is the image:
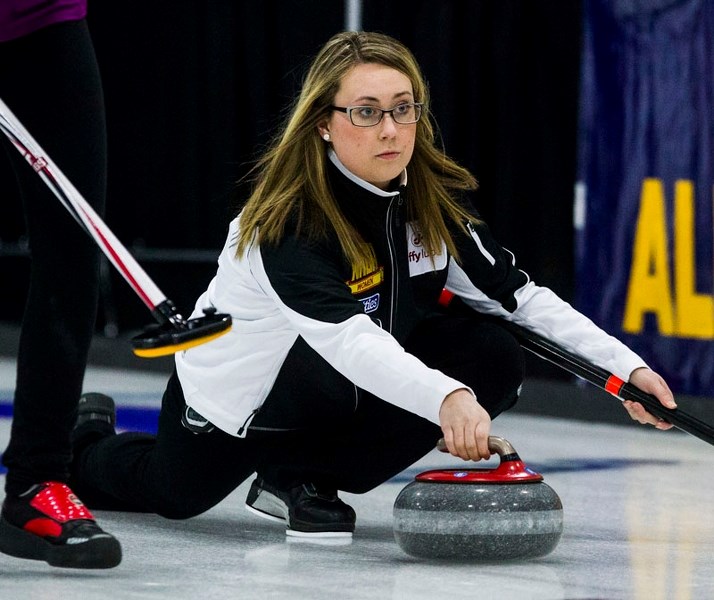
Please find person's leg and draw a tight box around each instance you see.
[245,317,522,530]
[71,372,262,520]
[292,393,443,494]
[251,333,371,430]
[0,19,106,494]
[243,337,361,535]
[282,314,525,495]
[0,20,121,569]
[404,315,525,419]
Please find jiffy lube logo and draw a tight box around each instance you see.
[408,227,429,264]
[406,222,447,276]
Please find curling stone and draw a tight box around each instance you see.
[393,436,563,561]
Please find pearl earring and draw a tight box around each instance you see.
[323,133,331,141]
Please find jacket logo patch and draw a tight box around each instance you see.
[347,267,383,294]
[406,222,447,276]
[361,293,380,313]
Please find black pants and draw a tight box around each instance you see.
[0,20,106,496]
[70,316,524,519]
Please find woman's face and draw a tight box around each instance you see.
[319,63,417,190]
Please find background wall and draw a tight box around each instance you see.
[0,1,582,363]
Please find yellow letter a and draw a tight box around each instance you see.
[622,178,675,335]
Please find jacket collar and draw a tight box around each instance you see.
[327,148,407,197]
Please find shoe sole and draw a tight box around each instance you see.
[77,393,116,427]
[0,518,122,569]
[286,529,352,539]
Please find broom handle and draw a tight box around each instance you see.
[500,318,714,446]
[0,96,182,327]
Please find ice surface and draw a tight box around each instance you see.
[2,358,714,599]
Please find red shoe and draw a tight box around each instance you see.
[0,481,121,569]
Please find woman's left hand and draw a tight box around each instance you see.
[622,367,677,430]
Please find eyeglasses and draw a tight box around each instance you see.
[330,102,423,127]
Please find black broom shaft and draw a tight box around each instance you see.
[498,320,714,447]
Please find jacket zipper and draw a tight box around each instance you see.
[385,194,401,333]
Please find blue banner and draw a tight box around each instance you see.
[576,0,714,396]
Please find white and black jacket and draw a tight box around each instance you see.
[176,151,646,437]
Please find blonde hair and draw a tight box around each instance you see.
[236,31,477,276]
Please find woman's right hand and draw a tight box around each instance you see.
[438,388,492,461]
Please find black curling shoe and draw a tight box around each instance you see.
[245,477,356,537]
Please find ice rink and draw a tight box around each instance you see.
[1,357,714,599]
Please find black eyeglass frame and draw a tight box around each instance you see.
[329,102,423,127]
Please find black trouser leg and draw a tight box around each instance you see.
[404,315,525,419]
[267,396,442,495]
[0,20,106,496]
[256,315,524,494]
[71,372,263,519]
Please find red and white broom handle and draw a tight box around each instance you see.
[0,96,180,327]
